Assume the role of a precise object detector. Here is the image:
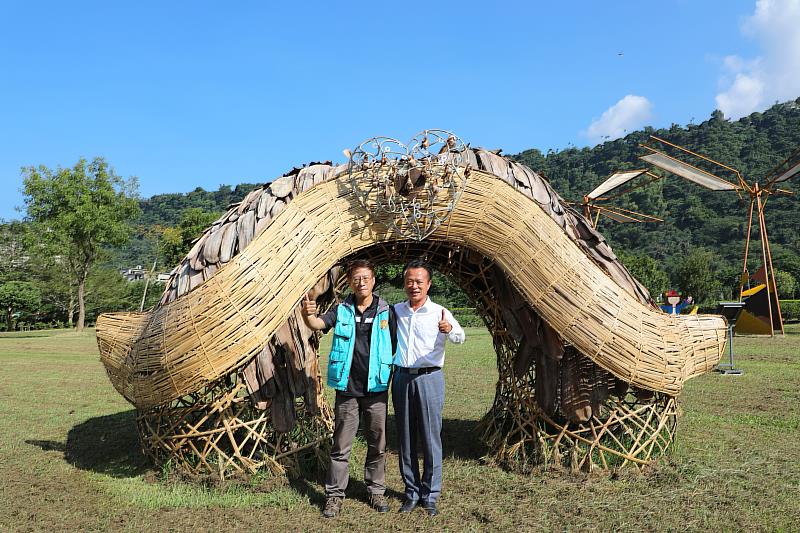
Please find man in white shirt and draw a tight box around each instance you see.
[393,259,466,517]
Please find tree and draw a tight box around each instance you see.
[0,221,31,283]
[616,251,670,298]
[672,248,723,305]
[22,158,140,332]
[161,208,220,267]
[773,270,797,300]
[0,281,41,330]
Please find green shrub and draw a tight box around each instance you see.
[450,307,484,328]
[781,300,800,323]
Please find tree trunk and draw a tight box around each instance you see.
[67,289,75,328]
[5,306,11,331]
[77,275,86,332]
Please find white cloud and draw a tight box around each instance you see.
[584,95,653,145]
[716,0,800,119]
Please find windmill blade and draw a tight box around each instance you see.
[592,204,663,224]
[601,170,664,201]
[640,151,739,191]
[764,146,800,188]
[587,169,648,199]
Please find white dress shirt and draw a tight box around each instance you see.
[394,297,466,368]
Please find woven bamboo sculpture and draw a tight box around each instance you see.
[97,131,727,477]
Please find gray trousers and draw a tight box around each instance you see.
[325,390,388,498]
[392,369,445,504]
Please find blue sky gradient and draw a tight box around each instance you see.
[2,1,790,220]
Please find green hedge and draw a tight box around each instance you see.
[697,300,800,323]
[450,307,484,328]
[451,302,800,326]
[782,300,800,323]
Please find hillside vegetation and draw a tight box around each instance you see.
[3,100,799,328]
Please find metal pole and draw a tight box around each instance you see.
[758,192,785,335]
[739,197,755,301]
[755,188,775,337]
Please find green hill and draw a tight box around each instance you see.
[514,99,800,300]
[122,99,800,301]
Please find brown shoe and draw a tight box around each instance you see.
[322,496,343,518]
[369,494,390,513]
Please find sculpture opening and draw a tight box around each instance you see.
[96,131,727,479]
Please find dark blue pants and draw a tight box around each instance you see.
[392,369,445,504]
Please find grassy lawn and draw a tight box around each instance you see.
[1,325,798,532]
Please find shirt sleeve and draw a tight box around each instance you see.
[444,307,466,344]
[320,303,339,333]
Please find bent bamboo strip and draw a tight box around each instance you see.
[97,170,726,409]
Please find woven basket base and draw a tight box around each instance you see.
[136,371,333,480]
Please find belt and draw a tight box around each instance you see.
[395,366,441,375]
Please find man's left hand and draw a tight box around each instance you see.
[438,310,452,334]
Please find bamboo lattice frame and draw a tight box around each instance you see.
[137,240,682,476]
[352,242,679,471]
[137,371,333,479]
[97,143,727,477]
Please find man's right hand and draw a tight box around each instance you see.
[300,293,326,331]
[301,293,317,317]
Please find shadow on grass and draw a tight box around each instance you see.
[26,409,150,478]
[385,415,488,461]
[27,411,486,484]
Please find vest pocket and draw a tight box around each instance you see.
[328,348,347,381]
[330,318,353,377]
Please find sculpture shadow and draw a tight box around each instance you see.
[26,410,487,488]
[27,409,150,478]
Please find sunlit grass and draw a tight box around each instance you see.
[1,325,798,531]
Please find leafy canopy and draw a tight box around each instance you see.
[22,157,140,263]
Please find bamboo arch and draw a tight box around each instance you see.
[97,143,727,477]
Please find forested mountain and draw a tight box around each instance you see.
[120,99,800,301]
[514,99,800,299]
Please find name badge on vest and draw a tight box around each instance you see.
[380,319,388,329]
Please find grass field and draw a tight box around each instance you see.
[1,325,799,532]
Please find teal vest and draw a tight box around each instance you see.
[327,297,394,393]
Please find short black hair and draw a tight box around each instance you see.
[346,259,375,278]
[402,259,432,281]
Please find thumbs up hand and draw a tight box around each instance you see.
[301,293,317,317]
[438,309,452,334]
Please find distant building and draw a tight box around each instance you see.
[119,265,171,283]
[120,265,147,281]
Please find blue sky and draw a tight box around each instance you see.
[2,1,798,220]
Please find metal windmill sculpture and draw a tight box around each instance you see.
[581,169,664,228]
[639,135,800,336]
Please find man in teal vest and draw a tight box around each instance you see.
[301,259,397,518]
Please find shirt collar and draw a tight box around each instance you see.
[404,297,430,313]
[345,293,379,311]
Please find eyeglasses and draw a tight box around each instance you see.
[350,276,373,283]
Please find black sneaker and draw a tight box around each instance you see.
[322,496,343,518]
[369,494,390,513]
